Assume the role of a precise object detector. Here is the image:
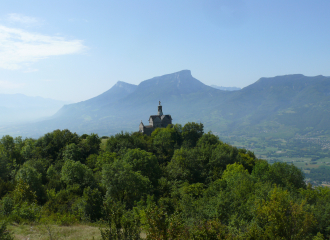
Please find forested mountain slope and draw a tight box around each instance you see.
[1,70,330,138]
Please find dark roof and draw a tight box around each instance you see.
[144,125,153,128]
[161,115,172,120]
[149,114,172,120]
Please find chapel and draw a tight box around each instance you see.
[139,102,172,135]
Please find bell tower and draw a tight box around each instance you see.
[158,101,163,116]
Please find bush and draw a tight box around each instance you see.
[56,213,79,226]
[0,196,14,216]
[10,202,41,223]
[0,221,13,240]
[15,164,44,201]
[101,199,140,240]
[72,187,103,222]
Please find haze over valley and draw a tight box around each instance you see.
[0,94,69,125]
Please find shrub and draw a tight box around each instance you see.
[0,196,14,216]
[0,221,14,240]
[101,199,140,240]
[10,202,41,223]
[56,213,79,226]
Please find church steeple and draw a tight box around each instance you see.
[158,101,163,116]
[139,101,172,135]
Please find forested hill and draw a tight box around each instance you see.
[2,70,330,138]
[1,125,329,239]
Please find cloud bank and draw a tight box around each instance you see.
[0,80,25,89]
[6,13,38,25]
[0,24,85,70]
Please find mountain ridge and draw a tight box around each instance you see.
[1,70,330,138]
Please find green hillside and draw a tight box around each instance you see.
[1,127,329,239]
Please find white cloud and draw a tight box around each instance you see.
[0,25,86,70]
[6,13,38,25]
[0,80,25,89]
[24,68,39,73]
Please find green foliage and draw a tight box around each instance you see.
[182,122,204,148]
[252,161,306,190]
[300,186,330,237]
[35,129,80,162]
[0,177,14,199]
[0,145,11,181]
[61,159,95,189]
[15,163,44,201]
[62,143,85,162]
[86,153,98,170]
[140,197,171,240]
[10,201,41,223]
[196,131,220,148]
[0,221,14,240]
[105,132,137,153]
[0,127,328,239]
[0,196,14,216]
[188,220,229,240]
[209,143,240,180]
[76,187,103,222]
[102,160,152,207]
[23,159,49,184]
[0,135,23,165]
[151,125,182,163]
[222,163,248,181]
[55,213,79,226]
[11,179,37,204]
[166,148,204,184]
[20,138,38,161]
[122,148,161,187]
[251,187,315,240]
[80,134,89,139]
[95,151,117,171]
[101,199,141,240]
[85,133,101,156]
[46,164,62,191]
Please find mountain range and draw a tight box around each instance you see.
[1,70,330,139]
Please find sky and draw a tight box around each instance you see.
[0,0,330,102]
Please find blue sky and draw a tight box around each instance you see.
[0,0,329,102]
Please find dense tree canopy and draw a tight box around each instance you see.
[0,125,329,239]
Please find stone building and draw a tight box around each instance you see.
[139,102,172,135]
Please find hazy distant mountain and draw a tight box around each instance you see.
[210,85,241,91]
[2,71,330,139]
[0,94,69,125]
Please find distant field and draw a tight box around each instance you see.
[222,135,330,184]
[100,138,108,150]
